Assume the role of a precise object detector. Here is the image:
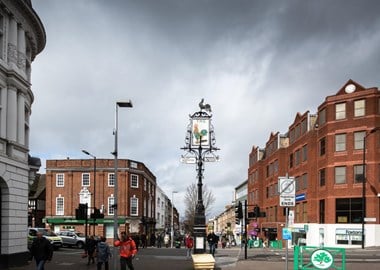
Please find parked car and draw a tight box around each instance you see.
[57,231,86,249]
[28,228,63,250]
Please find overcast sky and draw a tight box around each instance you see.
[30,0,380,218]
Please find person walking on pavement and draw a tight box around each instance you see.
[96,236,112,270]
[29,231,53,270]
[86,235,97,265]
[114,231,138,270]
[156,233,162,248]
[207,231,218,257]
[164,234,170,248]
[184,233,194,259]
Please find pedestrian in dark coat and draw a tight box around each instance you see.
[30,231,53,270]
[86,235,97,265]
[207,231,218,257]
[96,237,112,270]
[156,233,162,248]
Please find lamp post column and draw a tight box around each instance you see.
[112,100,133,270]
[361,127,380,249]
[362,135,366,250]
[93,156,96,235]
[82,150,97,236]
[193,142,206,254]
[113,104,119,242]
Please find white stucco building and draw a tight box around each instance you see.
[0,0,45,268]
[155,186,168,233]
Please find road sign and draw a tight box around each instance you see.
[203,156,219,162]
[180,156,197,164]
[296,193,306,202]
[282,227,292,240]
[279,177,295,207]
[364,217,376,222]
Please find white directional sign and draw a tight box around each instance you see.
[180,156,197,164]
[203,156,219,162]
[279,177,295,207]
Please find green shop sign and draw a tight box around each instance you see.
[46,218,125,224]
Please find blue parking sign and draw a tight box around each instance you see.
[283,227,292,240]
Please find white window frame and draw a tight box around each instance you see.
[82,173,90,186]
[354,99,365,117]
[335,134,346,152]
[130,196,138,216]
[335,103,346,120]
[354,165,364,183]
[335,166,346,184]
[354,131,366,150]
[108,173,115,187]
[56,173,64,187]
[319,108,326,125]
[302,145,308,161]
[130,174,138,188]
[108,196,115,215]
[56,196,64,215]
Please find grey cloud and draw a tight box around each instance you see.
[30,0,380,217]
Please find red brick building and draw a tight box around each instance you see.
[248,80,380,248]
[45,158,156,241]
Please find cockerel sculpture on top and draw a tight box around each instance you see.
[199,98,212,113]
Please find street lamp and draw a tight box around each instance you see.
[361,127,380,249]
[82,150,96,236]
[112,100,133,269]
[171,191,178,248]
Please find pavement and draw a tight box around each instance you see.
[8,245,380,270]
[217,246,380,270]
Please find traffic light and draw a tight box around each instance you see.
[235,201,243,224]
[90,208,104,219]
[253,206,260,218]
[75,203,88,220]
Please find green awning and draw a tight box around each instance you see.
[46,218,125,224]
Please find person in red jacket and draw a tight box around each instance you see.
[114,231,137,270]
[184,233,194,259]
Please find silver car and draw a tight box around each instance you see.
[28,228,63,250]
[58,231,86,249]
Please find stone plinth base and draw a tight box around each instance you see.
[191,254,215,270]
